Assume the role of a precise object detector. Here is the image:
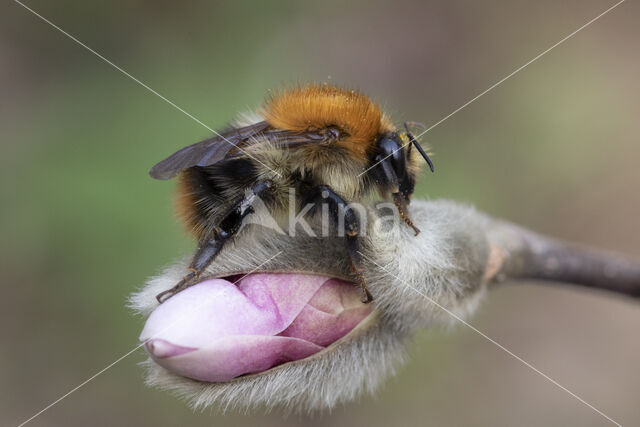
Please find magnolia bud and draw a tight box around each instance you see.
[140,273,373,382]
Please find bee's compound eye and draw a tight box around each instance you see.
[377,134,407,178]
[377,135,402,158]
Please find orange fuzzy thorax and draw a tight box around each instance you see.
[262,85,391,155]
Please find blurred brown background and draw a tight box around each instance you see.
[1,1,639,426]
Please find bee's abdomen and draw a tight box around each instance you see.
[176,158,258,237]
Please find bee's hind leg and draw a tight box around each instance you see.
[156,179,274,303]
[304,185,373,303]
[154,234,225,303]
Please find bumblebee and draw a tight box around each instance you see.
[150,84,434,303]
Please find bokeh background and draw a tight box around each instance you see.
[2,1,639,426]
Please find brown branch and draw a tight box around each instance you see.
[487,220,640,298]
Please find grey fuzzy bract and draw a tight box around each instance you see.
[129,200,491,413]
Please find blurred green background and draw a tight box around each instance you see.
[2,1,639,426]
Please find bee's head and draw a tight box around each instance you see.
[373,125,434,183]
[372,129,431,202]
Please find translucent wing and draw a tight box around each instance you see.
[149,121,330,180]
[149,121,271,180]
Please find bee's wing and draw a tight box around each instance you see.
[149,121,272,180]
[149,122,330,180]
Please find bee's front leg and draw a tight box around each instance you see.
[392,192,420,236]
[374,154,420,236]
[304,185,373,303]
[156,179,274,303]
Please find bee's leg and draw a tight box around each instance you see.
[392,192,420,236]
[154,232,225,303]
[346,234,373,303]
[374,154,421,236]
[304,185,373,303]
[156,179,274,303]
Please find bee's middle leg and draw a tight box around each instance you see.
[304,185,373,303]
[156,179,274,303]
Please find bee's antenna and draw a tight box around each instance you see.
[404,122,434,172]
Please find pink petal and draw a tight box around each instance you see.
[145,339,196,358]
[278,278,372,346]
[140,273,373,381]
[147,335,323,382]
[139,274,327,347]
